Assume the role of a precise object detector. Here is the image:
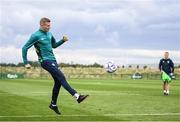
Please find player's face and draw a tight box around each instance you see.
[41,22,50,32]
[164,52,169,59]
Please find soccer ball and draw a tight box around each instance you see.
[105,61,117,73]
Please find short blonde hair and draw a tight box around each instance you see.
[40,17,50,25]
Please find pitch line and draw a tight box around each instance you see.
[0,92,142,96]
[0,113,180,118]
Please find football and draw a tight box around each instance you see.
[105,61,117,73]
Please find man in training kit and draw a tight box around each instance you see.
[159,52,174,95]
[22,17,89,115]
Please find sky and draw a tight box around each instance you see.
[0,0,180,66]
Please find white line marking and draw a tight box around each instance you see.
[105,113,180,116]
[0,113,180,118]
[0,92,142,96]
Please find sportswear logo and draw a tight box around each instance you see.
[52,63,55,66]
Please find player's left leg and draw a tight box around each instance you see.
[163,82,166,95]
[166,83,170,95]
[41,60,89,103]
[52,67,89,103]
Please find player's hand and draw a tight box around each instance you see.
[25,64,31,69]
[63,36,68,42]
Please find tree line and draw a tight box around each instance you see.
[0,62,180,68]
[0,61,103,68]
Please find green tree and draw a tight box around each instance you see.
[143,65,148,70]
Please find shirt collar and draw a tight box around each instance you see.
[39,28,47,34]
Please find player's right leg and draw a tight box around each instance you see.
[51,76,61,105]
[49,76,62,115]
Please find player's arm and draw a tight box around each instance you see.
[158,59,162,72]
[51,36,68,48]
[22,34,38,68]
[170,59,174,73]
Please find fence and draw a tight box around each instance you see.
[1,66,180,80]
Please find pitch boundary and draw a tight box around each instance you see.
[0,113,180,118]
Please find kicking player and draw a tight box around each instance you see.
[22,17,89,115]
[159,52,174,95]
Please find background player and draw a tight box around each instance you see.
[159,52,174,95]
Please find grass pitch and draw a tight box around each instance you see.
[0,78,180,121]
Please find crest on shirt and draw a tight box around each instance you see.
[41,37,46,40]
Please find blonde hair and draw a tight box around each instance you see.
[40,17,50,25]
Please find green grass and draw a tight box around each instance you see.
[0,78,180,121]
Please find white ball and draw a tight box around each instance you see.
[105,61,117,73]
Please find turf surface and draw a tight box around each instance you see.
[0,78,180,121]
